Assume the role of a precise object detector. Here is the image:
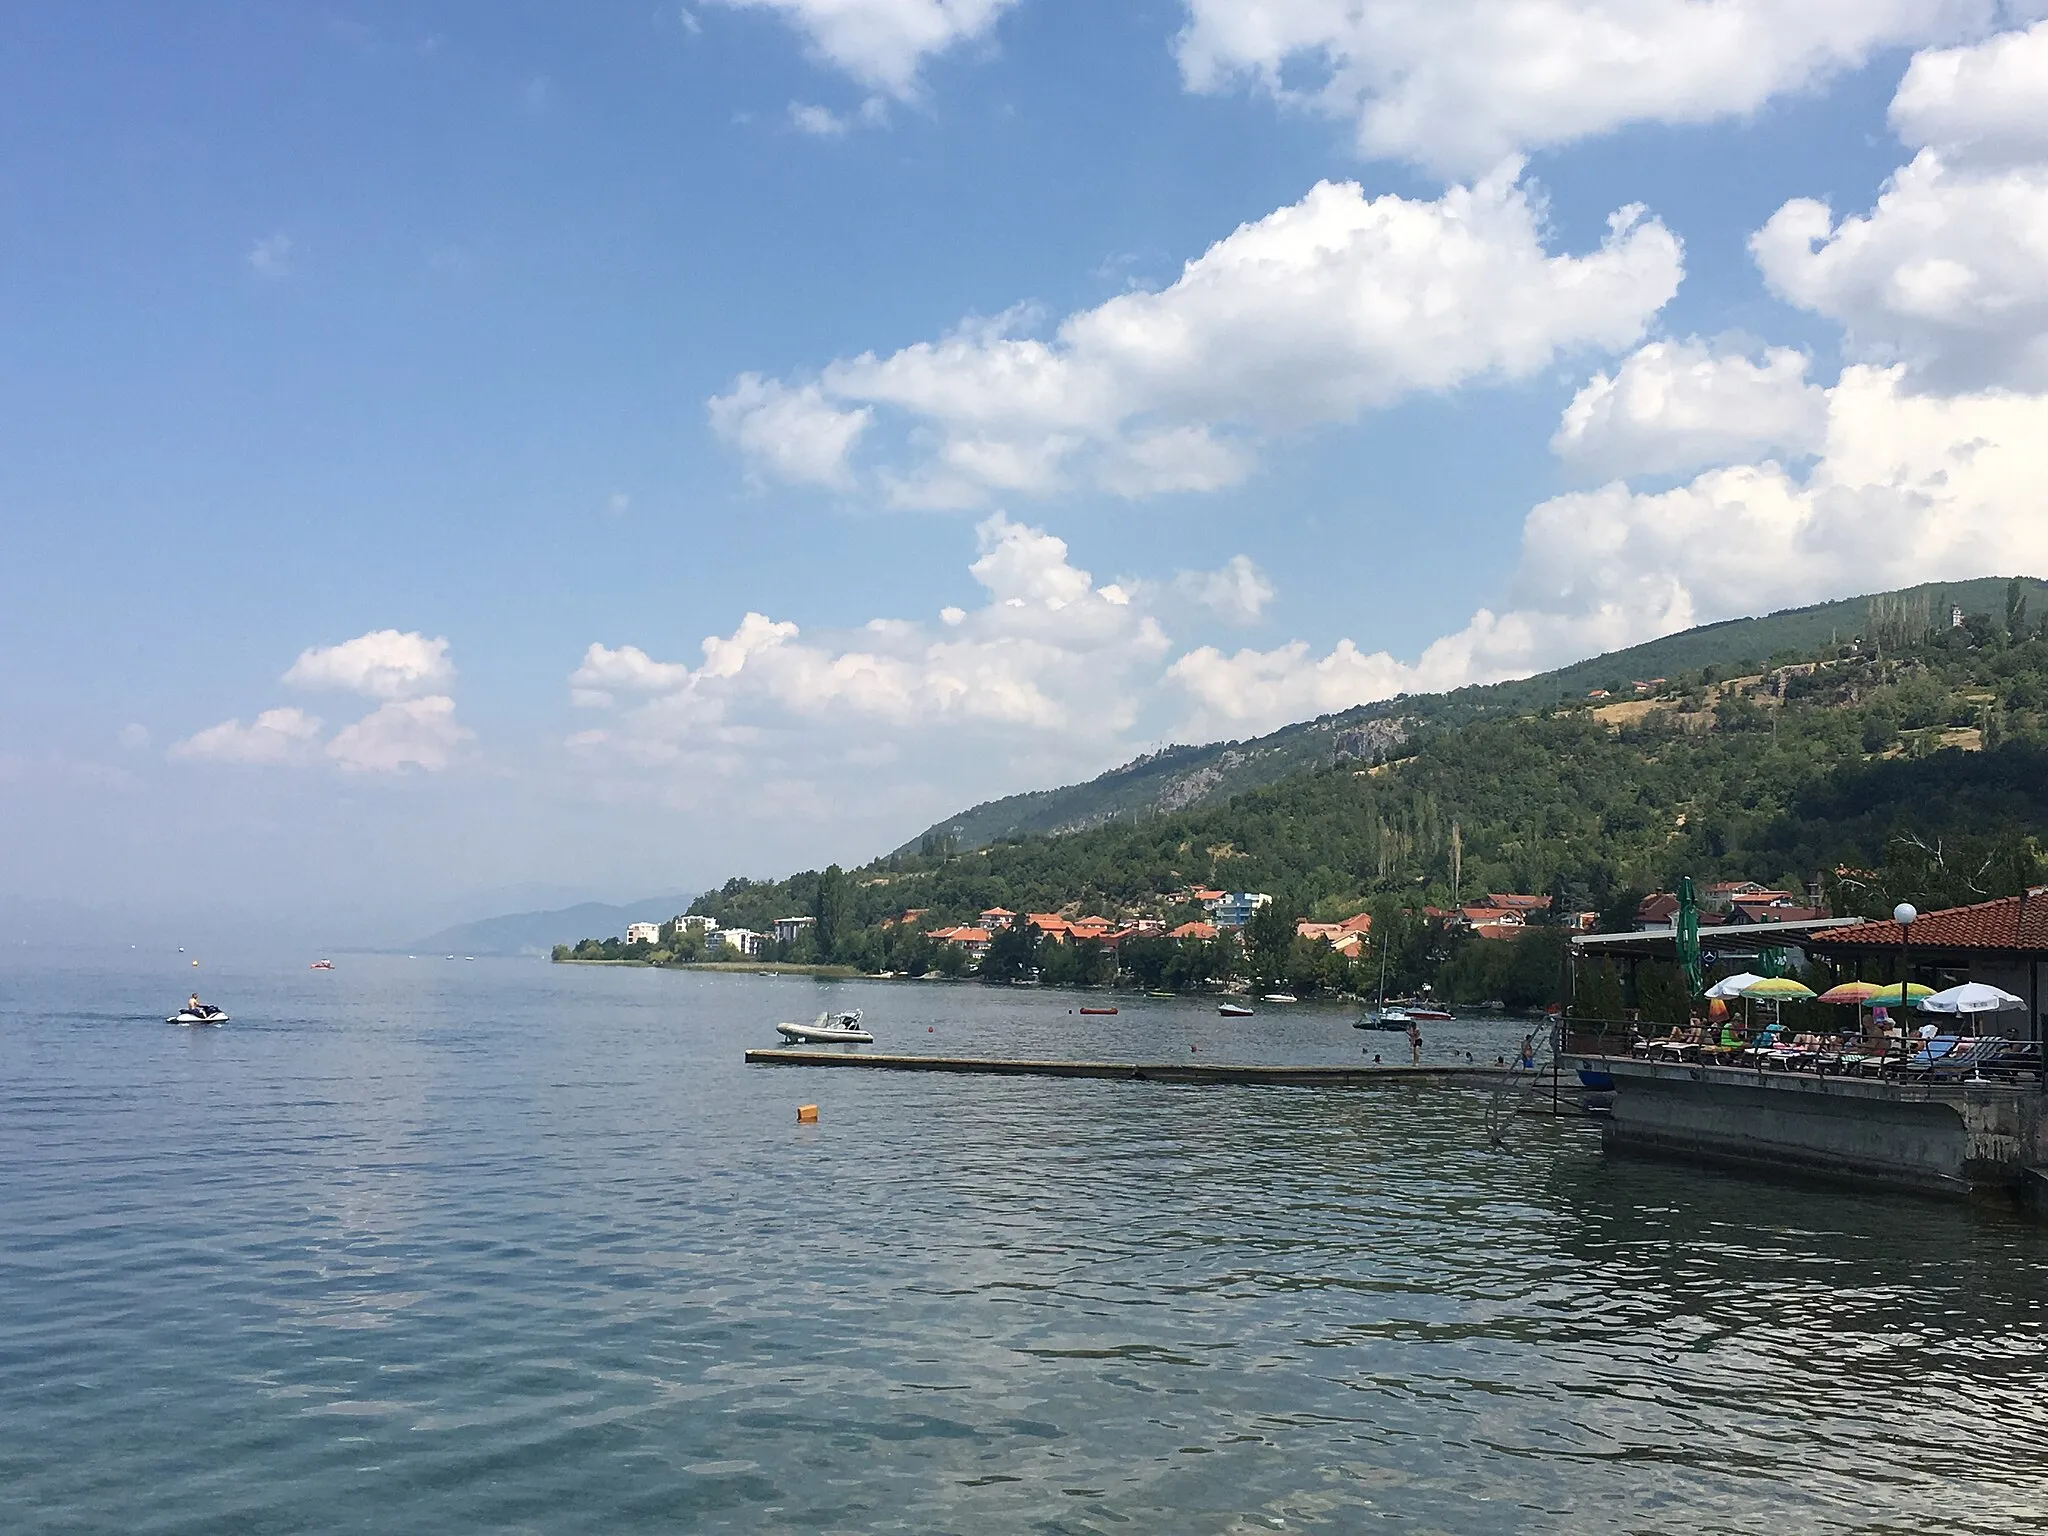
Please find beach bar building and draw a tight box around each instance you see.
[1802,890,2048,1046]
[1564,893,2048,1208]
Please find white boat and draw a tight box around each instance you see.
[1357,1006,1412,1030]
[1218,1002,1255,1018]
[1261,992,1298,1004]
[775,1009,873,1044]
[169,1004,229,1026]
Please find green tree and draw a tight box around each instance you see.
[981,925,1040,983]
[1242,900,1295,988]
[811,864,851,960]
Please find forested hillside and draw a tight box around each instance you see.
[911,576,2048,851]
[684,582,2048,953]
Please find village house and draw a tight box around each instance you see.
[1169,920,1219,941]
[928,925,992,957]
[1025,913,1071,941]
[1206,891,1272,929]
[978,907,1016,930]
[772,916,815,946]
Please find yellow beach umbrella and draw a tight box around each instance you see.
[1742,977,1817,1000]
[1867,982,1934,1008]
[1815,980,1885,1005]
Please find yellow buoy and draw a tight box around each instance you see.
[796,1104,819,1124]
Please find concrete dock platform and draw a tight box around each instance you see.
[744,1048,1516,1087]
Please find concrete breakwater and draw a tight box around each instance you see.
[1590,1056,2048,1203]
[745,1048,1519,1088]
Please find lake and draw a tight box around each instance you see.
[5,951,2047,1532]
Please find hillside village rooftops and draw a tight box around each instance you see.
[1170,920,1219,940]
[1479,893,1551,912]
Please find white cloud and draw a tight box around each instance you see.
[568,514,1172,798]
[248,233,293,279]
[570,643,696,708]
[713,168,1681,506]
[327,696,471,774]
[1172,556,1276,625]
[1890,19,2048,167]
[1173,0,2007,177]
[1174,363,2048,733]
[1552,338,1829,479]
[789,101,849,135]
[1753,23,2048,391]
[169,707,324,766]
[788,96,889,135]
[1754,152,2048,390]
[708,375,872,489]
[283,630,455,700]
[118,723,151,751]
[710,0,1016,97]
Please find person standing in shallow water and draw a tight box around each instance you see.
[1406,1019,1421,1066]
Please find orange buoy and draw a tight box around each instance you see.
[796,1104,819,1124]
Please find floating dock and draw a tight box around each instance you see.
[744,1048,1512,1087]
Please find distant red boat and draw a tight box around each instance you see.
[1079,1006,1118,1015]
[309,959,334,970]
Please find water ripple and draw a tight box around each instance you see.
[4,955,2047,1532]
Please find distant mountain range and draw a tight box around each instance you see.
[407,896,694,957]
[904,576,2048,853]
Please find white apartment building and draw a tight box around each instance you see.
[624,921,662,946]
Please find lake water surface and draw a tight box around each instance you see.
[6,952,2048,1532]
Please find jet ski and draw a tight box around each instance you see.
[169,1003,229,1026]
[775,1009,873,1044]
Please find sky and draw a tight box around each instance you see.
[5,0,2048,942]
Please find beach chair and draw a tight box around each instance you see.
[1912,1037,2010,1081]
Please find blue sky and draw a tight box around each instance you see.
[4,1,2047,942]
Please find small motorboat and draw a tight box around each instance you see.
[1261,993,1298,1004]
[309,959,334,970]
[1408,1006,1454,1022]
[1078,1006,1118,1016]
[169,1003,229,1026]
[775,1009,873,1044]
[1356,1006,1413,1030]
[1218,1002,1254,1018]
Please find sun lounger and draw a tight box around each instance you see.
[1911,1037,2010,1081]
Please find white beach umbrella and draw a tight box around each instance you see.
[1916,982,2026,1014]
[1705,972,1764,1000]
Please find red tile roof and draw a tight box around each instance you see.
[1809,890,2048,953]
[1169,920,1218,940]
[1481,893,1551,911]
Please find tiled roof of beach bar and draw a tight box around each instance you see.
[1808,890,2048,953]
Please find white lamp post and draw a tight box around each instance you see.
[1892,903,1918,1069]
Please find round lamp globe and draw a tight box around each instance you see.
[1893,902,1919,927]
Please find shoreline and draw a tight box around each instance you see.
[554,958,863,978]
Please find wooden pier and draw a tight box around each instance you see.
[744,1048,1511,1087]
